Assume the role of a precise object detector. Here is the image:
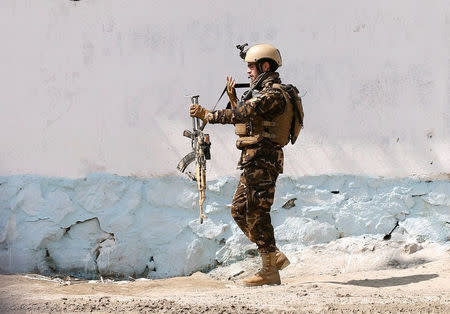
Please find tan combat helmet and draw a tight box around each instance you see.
[244,44,282,67]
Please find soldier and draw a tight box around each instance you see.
[190,44,295,286]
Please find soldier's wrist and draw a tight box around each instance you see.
[205,111,212,122]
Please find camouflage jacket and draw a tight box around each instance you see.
[206,72,286,173]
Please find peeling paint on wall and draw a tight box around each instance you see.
[0,173,448,279]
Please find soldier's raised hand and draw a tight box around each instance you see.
[226,76,238,109]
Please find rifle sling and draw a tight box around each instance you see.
[213,83,250,111]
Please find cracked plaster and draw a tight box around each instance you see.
[0,173,448,278]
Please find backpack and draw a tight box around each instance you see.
[272,83,304,144]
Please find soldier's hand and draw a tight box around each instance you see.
[190,104,209,124]
[226,76,237,108]
[226,76,236,93]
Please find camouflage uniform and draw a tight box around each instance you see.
[206,72,285,253]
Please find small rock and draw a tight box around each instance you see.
[404,243,423,254]
[282,198,297,209]
[362,244,375,252]
[388,259,400,267]
[416,235,427,243]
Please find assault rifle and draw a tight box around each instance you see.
[177,95,210,224]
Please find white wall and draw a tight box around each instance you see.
[1,0,449,179]
[1,173,448,277]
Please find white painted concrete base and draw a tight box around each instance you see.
[0,174,448,278]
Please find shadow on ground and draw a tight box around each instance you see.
[327,274,439,288]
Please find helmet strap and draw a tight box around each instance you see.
[256,61,263,75]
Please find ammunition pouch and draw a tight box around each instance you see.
[235,123,247,136]
[236,134,263,149]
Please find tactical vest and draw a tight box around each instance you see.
[235,83,304,149]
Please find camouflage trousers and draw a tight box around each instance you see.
[231,164,279,254]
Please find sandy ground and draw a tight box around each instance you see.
[1,239,449,313]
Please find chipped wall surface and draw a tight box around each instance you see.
[0,1,449,178]
[0,174,449,278]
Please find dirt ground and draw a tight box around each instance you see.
[1,241,449,313]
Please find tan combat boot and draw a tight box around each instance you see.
[275,249,290,270]
[243,252,281,287]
